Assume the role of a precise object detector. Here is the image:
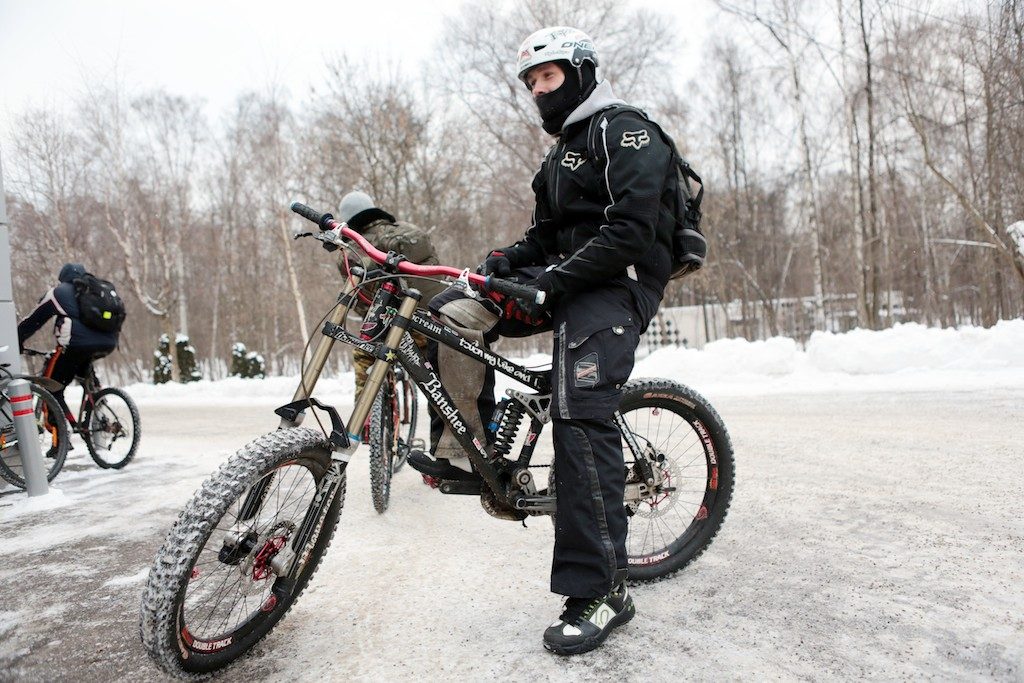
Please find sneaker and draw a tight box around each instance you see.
[407,450,481,482]
[543,582,635,655]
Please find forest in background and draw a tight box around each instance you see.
[4,0,1023,382]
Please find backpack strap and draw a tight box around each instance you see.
[587,104,702,207]
[679,160,704,210]
[586,104,649,165]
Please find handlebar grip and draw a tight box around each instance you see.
[290,202,335,231]
[290,201,322,223]
[485,277,546,305]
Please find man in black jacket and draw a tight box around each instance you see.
[411,26,677,654]
[18,263,118,423]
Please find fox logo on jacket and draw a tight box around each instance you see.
[620,130,651,150]
[561,151,586,171]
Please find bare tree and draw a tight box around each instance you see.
[890,7,1024,315]
[717,0,828,330]
[76,84,193,379]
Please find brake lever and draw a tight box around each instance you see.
[453,268,479,299]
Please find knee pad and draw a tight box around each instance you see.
[436,297,499,332]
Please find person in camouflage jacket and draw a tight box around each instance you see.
[337,191,444,397]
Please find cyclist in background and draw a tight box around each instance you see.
[17,263,118,424]
[338,192,444,400]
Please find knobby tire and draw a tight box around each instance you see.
[140,428,344,677]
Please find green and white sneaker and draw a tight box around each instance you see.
[542,582,635,655]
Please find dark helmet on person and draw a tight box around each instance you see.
[58,263,86,283]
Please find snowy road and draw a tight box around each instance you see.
[1,387,1021,681]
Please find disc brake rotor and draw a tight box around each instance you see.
[632,457,680,519]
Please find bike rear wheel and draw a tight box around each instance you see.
[140,428,345,676]
[618,379,734,582]
[84,387,141,469]
[0,384,70,488]
[368,384,396,513]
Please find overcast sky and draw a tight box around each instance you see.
[0,0,713,144]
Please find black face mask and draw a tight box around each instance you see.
[534,62,597,135]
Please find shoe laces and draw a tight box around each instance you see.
[559,596,602,625]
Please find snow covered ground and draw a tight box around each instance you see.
[1,322,1021,681]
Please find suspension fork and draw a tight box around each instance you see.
[280,274,362,429]
[614,411,656,487]
[272,291,421,582]
[345,291,420,442]
[239,276,362,525]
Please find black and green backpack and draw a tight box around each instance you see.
[74,273,126,334]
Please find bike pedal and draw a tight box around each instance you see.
[437,480,483,495]
[422,474,440,489]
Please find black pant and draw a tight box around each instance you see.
[43,345,114,420]
[429,279,648,598]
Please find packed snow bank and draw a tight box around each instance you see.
[126,373,355,405]
[120,320,1024,403]
[634,319,1024,395]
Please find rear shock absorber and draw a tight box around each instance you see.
[489,398,526,461]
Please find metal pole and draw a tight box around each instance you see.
[7,379,50,495]
[0,146,50,495]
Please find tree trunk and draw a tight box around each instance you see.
[175,243,188,337]
[790,57,827,331]
[859,0,883,328]
[277,210,310,357]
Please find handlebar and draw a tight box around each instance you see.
[290,202,336,231]
[290,201,546,305]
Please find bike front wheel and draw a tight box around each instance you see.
[368,384,397,514]
[140,428,345,676]
[84,387,141,469]
[0,383,70,488]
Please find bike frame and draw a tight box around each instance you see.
[321,299,553,499]
[26,350,100,431]
[275,220,572,517]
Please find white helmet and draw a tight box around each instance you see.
[516,26,599,85]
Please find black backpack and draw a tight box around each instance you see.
[587,105,707,279]
[73,273,126,334]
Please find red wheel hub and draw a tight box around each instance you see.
[251,536,287,581]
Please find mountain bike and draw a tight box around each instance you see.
[23,349,141,469]
[0,360,70,488]
[139,202,735,677]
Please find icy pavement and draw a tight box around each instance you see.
[1,385,1021,681]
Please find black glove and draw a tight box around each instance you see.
[502,295,548,326]
[502,271,554,325]
[477,250,512,277]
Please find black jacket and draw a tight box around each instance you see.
[17,264,119,350]
[502,107,676,312]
